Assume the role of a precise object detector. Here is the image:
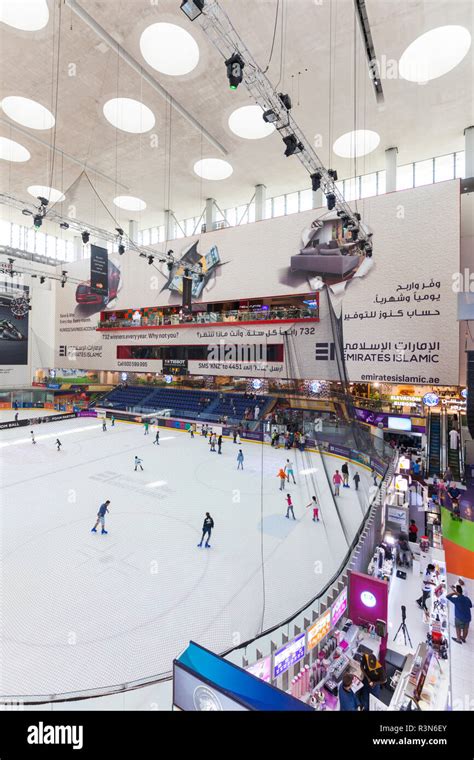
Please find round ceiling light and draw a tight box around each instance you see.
[27,185,65,203]
[193,158,233,180]
[103,98,155,134]
[0,136,30,162]
[0,0,49,31]
[140,23,199,76]
[399,26,471,83]
[1,96,54,130]
[333,129,380,158]
[113,196,147,211]
[228,105,275,140]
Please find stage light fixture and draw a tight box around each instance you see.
[60,270,67,288]
[263,109,278,124]
[283,134,303,157]
[278,93,292,110]
[326,193,336,210]
[59,222,69,230]
[148,255,154,265]
[366,246,373,257]
[81,231,90,244]
[167,261,174,272]
[40,276,45,284]
[184,268,190,278]
[22,209,32,217]
[354,212,361,221]
[311,172,322,192]
[33,214,42,229]
[328,169,338,181]
[180,0,204,20]
[115,227,124,236]
[37,196,49,207]
[225,53,245,90]
[118,244,125,255]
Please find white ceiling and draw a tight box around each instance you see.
[0,0,473,234]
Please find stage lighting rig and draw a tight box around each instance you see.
[225,53,244,89]
[283,134,304,157]
[311,172,322,192]
[81,231,90,244]
[326,193,336,211]
[60,271,68,288]
[180,0,204,20]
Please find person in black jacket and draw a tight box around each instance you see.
[197,513,214,548]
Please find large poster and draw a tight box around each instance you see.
[0,278,29,366]
[90,244,109,298]
[54,180,460,384]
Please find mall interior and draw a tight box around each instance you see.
[0,0,473,718]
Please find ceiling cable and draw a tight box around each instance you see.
[262,0,280,74]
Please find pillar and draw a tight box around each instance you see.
[128,220,138,244]
[255,184,266,221]
[464,126,474,179]
[312,188,323,209]
[385,147,398,193]
[205,198,216,232]
[73,236,83,261]
[164,210,176,242]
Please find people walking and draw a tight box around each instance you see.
[408,519,418,543]
[153,430,160,445]
[353,471,360,490]
[333,470,343,496]
[197,512,214,548]
[306,495,319,521]
[237,449,244,469]
[134,455,144,471]
[416,563,436,612]
[284,459,296,484]
[341,461,350,487]
[277,467,287,490]
[91,500,110,535]
[56,438,62,452]
[285,493,296,520]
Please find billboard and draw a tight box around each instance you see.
[307,609,331,650]
[0,280,29,367]
[90,245,109,297]
[273,633,306,678]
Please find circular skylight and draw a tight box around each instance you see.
[228,105,275,140]
[194,158,233,180]
[0,0,49,31]
[333,129,380,158]
[1,96,54,130]
[27,185,65,203]
[399,26,471,83]
[113,196,147,211]
[0,136,30,162]
[103,98,155,134]
[140,23,199,76]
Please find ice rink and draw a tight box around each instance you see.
[0,416,373,697]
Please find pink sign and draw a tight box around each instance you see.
[331,587,348,627]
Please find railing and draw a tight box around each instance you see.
[98,307,317,330]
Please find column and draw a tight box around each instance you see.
[164,210,176,241]
[205,197,216,232]
[312,187,323,209]
[73,235,83,261]
[385,147,398,193]
[464,126,474,179]
[255,184,266,221]
[128,220,138,244]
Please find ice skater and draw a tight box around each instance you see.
[56,438,62,452]
[102,419,107,432]
[218,434,222,454]
[153,429,160,445]
[306,495,320,521]
[285,493,296,520]
[30,430,36,444]
[197,512,214,548]
[353,471,360,490]
[277,467,287,490]
[91,500,110,535]
[134,455,144,471]
[237,449,244,469]
[189,423,195,438]
[233,429,238,444]
[111,415,115,427]
[144,421,149,435]
[285,459,296,484]
[333,470,343,496]
[341,461,350,487]
[14,411,18,422]
[210,433,217,452]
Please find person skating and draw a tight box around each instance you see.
[306,495,320,521]
[190,423,195,439]
[237,449,244,469]
[210,433,217,452]
[277,467,287,490]
[91,500,110,535]
[233,429,238,444]
[341,461,350,487]
[30,430,36,444]
[197,512,214,548]
[102,419,107,432]
[332,470,343,496]
[353,471,360,491]
[144,421,149,435]
[56,438,62,452]
[217,434,222,454]
[111,415,115,427]
[285,459,296,484]
[14,412,18,422]
[134,455,144,471]
[285,493,296,520]
[153,430,160,445]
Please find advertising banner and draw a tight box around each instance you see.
[273,634,306,678]
[90,245,109,297]
[307,609,332,650]
[331,587,348,627]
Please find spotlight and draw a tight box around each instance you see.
[278,93,292,110]
[59,222,69,230]
[328,169,338,181]
[283,134,303,157]
[81,231,90,244]
[354,212,361,221]
[22,209,32,217]
[326,193,336,210]
[37,196,49,207]
[184,268,190,278]
[311,172,322,192]
[148,255,154,265]
[40,276,46,284]
[60,270,67,288]
[263,109,278,124]
[118,244,125,255]
[225,53,244,90]
[366,246,373,258]
[167,249,174,256]
[115,227,124,236]
[180,0,204,20]
[167,261,174,272]
[33,214,43,230]
[351,228,359,241]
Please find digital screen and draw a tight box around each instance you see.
[273,634,305,678]
[387,416,412,431]
[90,245,109,296]
[307,609,331,650]
[245,656,271,683]
[331,588,348,627]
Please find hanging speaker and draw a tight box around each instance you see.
[467,351,474,439]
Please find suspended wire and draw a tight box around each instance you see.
[48,0,63,205]
[262,0,280,74]
[274,0,285,89]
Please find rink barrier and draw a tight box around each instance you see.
[0,412,76,430]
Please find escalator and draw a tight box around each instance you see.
[428,412,441,476]
[446,415,462,481]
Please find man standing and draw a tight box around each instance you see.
[197,512,214,548]
[285,493,295,520]
[447,585,472,644]
[91,500,110,535]
[341,461,350,488]
[332,470,343,496]
[449,427,459,450]
[153,430,160,445]
[237,449,244,470]
[285,459,296,484]
[353,471,360,491]
[134,455,144,471]
[416,563,436,612]
[408,519,418,543]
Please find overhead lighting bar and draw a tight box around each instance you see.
[354,0,384,104]
[180,0,204,21]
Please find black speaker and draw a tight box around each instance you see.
[182,276,193,310]
[467,351,474,439]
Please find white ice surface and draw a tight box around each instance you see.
[0,418,372,697]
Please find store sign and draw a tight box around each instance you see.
[360,591,377,608]
[461,389,468,399]
[422,392,440,407]
[245,656,271,683]
[273,634,305,678]
[307,609,331,651]
[331,588,348,627]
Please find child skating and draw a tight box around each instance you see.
[144,421,149,435]
[197,512,214,548]
[91,500,110,535]
[277,467,287,490]
[30,430,36,444]
[237,449,244,469]
[56,438,62,452]
[285,459,296,484]
[332,470,343,496]
[153,430,160,445]
[102,419,107,432]
[134,455,143,471]
[306,495,320,521]
[285,493,296,520]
